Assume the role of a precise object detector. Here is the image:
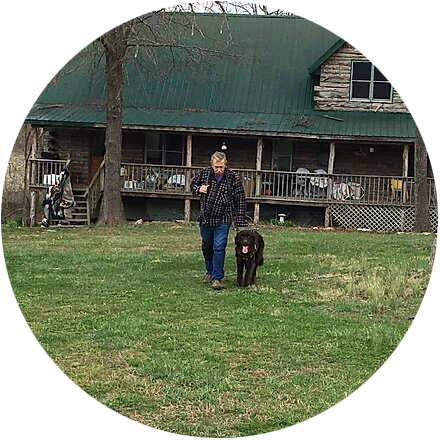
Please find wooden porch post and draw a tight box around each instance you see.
[184,134,192,222]
[328,142,336,175]
[414,127,430,232]
[402,144,409,203]
[29,127,39,227]
[253,138,263,224]
[325,142,336,227]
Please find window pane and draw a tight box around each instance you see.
[273,155,291,171]
[166,152,183,165]
[166,134,184,152]
[352,62,372,80]
[146,131,161,149]
[273,139,292,155]
[351,81,370,99]
[373,82,392,100]
[373,67,388,81]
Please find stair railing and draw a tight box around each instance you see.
[84,159,105,225]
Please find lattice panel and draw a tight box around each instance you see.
[430,207,438,232]
[329,205,438,233]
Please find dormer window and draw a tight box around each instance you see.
[350,61,393,102]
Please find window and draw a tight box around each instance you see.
[145,132,162,164]
[164,134,184,166]
[145,132,184,165]
[350,61,393,102]
[272,139,293,171]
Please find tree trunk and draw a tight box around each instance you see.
[98,25,127,226]
[28,126,40,227]
[22,126,32,226]
[413,125,430,232]
[430,240,436,268]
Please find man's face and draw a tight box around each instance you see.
[212,159,226,176]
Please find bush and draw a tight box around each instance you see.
[1,218,22,228]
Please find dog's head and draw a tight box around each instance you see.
[235,230,258,256]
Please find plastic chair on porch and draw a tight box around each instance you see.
[168,174,185,186]
[295,167,310,197]
[390,178,403,202]
[309,168,328,198]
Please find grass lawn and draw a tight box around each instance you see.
[2,222,435,437]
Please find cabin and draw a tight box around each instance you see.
[24,13,436,231]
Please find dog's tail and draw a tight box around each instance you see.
[258,257,264,267]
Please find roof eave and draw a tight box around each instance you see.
[26,119,415,143]
[308,38,346,76]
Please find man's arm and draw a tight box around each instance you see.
[232,175,248,228]
[190,169,207,196]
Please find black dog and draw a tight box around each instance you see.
[235,230,264,287]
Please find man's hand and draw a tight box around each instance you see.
[199,184,210,194]
[235,224,249,232]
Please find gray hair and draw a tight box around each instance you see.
[210,151,227,164]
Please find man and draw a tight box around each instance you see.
[191,151,247,290]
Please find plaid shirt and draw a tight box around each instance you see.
[191,167,247,227]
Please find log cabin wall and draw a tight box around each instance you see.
[333,143,406,176]
[40,128,421,189]
[122,131,145,163]
[50,128,93,187]
[292,141,329,172]
[428,159,433,178]
[314,43,409,113]
[191,135,258,169]
[267,138,329,172]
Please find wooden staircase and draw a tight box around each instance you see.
[53,159,105,227]
[52,188,89,227]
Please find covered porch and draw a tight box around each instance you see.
[29,158,437,231]
[26,127,436,230]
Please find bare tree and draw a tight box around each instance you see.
[21,126,33,226]
[97,24,129,226]
[93,5,240,225]
[1,125,33,224]
[44,3,289,227]
[177,2,293,15]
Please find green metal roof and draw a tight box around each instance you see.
[308,38,346,75]
[28,104,415,140]
[26,14,415,140]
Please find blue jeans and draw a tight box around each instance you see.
[199,223,231,282]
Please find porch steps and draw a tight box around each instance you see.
[52,189,89,227]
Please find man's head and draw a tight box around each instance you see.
[211,151,227,176]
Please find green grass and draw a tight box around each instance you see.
[2,223,435,437]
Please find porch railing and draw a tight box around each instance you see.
[29,160,437,208]
[120,164,437,207]
[120,163,203,195]
[29,158,69,187]
[84,159,105,223]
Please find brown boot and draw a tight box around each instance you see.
[211,280,223,290]
[202,274,212,284]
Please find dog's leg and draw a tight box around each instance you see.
[236,257,245,287]
[250,266,257,285]
[244,261,255,287]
